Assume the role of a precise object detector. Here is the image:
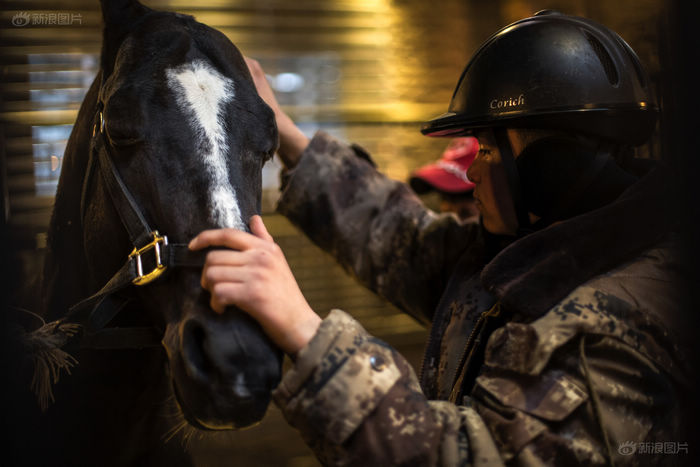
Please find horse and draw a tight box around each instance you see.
[6,0,283,465]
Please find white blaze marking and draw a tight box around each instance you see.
[166,60,244,229]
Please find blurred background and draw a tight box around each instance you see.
[0,0,686,466]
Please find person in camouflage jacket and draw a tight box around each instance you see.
[189,12,695,467]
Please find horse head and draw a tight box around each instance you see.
[74,0,282,430]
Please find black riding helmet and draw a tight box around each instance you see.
[421,10,657,144]
[422,10,656,236]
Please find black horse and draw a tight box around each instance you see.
[8,0,282,465]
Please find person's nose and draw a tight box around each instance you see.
[467,153,481,183]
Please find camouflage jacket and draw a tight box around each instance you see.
[272,131,693,466]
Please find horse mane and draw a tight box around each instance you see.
[41,74,101,322]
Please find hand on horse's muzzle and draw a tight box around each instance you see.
[166,307,282,430]
[189,215,322,356]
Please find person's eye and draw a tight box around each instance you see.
[479,147,492,155]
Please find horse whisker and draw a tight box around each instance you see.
[163,419,189,444]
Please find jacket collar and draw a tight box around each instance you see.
[480,166,676,318]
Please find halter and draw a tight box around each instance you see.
[62,102,209,350]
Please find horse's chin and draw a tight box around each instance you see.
[171,380,268,431]
[162,308,283,431]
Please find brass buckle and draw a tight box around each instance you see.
[92,111,105,137]
[130,231,168,286]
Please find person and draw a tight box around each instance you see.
[189,11,694,466]
[409,137,480,221]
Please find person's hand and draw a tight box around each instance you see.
[189,215,321,355]
[244,57,309,168]
[244,56,282,115]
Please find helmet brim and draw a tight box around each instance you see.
[421,105,658,146]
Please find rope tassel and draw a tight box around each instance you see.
[21,320,81,411]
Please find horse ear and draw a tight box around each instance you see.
[100,0,150,30]
[100,0,151,80]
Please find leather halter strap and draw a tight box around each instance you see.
[64,105,208,349]
[93,115,155,249]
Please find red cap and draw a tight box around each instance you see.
[409,137,478,194]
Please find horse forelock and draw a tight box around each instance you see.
[165,60,246,231]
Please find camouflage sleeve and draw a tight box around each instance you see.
[273,286,689,466]
[276,131,482,323]
[272,309,504,467]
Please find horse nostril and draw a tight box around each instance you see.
[180,316,254,388]
[172,311,282,429]
[182,320,215,383]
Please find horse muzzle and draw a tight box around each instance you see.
[164,305,283,430]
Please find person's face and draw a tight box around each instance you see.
[466,129,519,235]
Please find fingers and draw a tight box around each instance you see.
[189,216,275,251]
[244,56,263,80]
[243,56,279,111]
[208,282,246,314]
[201,252,259,313]
[194,218,279,313]
[250,215,273,242]
[200,248,262,289]
[189,227,258,251]
[201,263,243,288]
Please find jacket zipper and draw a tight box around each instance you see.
[448,301,501,403]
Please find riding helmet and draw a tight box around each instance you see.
[422,10,657,146]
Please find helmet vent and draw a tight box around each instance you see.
[584,30,619,86]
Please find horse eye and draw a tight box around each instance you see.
[106,130,145,147]
[103,103,144,146]
[105,129,145,147]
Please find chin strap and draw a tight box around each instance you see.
[493,128,532,237]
